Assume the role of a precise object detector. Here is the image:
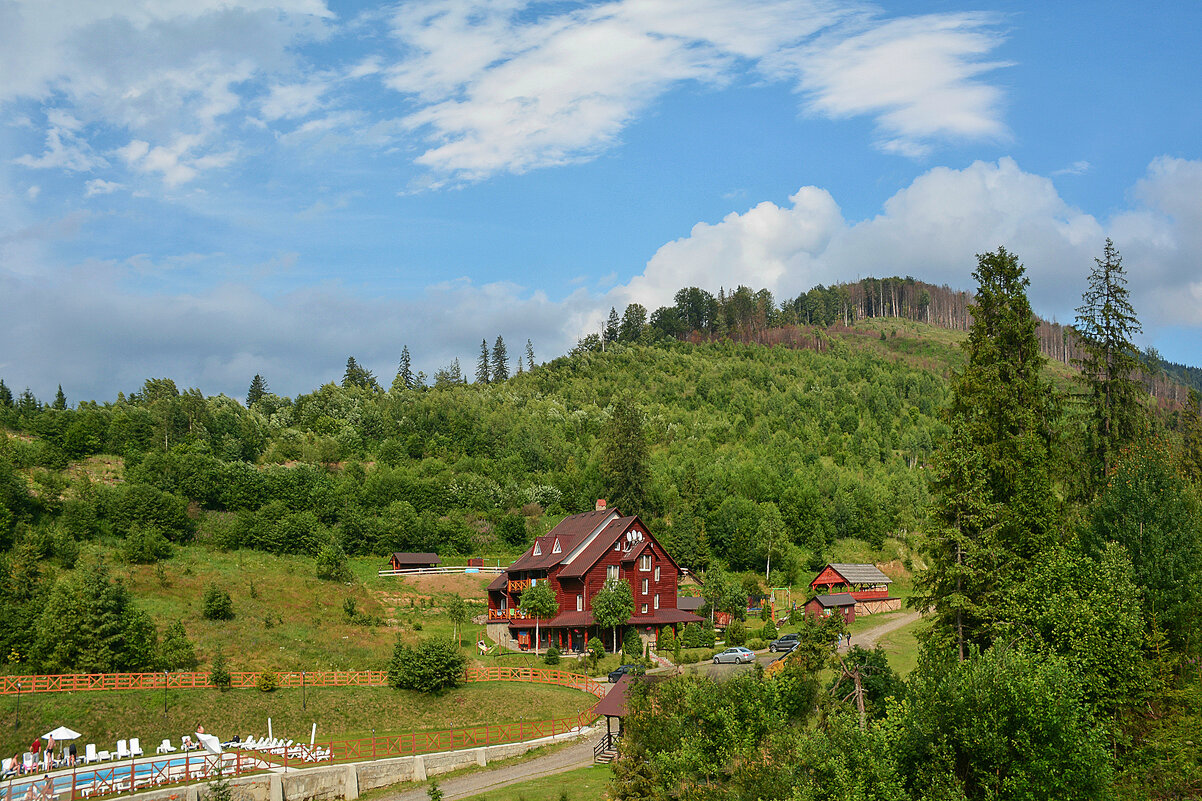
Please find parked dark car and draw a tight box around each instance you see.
[768,632,800,652]
[608,664,646,683]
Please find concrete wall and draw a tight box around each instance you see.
[118,727,594,801]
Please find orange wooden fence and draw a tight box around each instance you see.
[0,666,605,698]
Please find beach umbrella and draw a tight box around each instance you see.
[43,727,82,741]
[196,732,222,755]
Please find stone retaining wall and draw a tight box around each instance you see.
[112,727,594,801]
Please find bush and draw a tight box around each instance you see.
[202,583,234,620]
[315,539,352,582]
[160,620,198,670]
[256,671,279,692]
[745,638,766,651]
[388,636,466,694]
[621,628,643,660]
[657,626,678,654]
[586,637,605,670]
[209,650,231,691]
[544,645,561,665]
[122,524,173,564]
[726,619,747,646]
[761,619,778,640]
[680,623,702,649]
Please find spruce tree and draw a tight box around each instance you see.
[600,395,650,515]
[525,339,535,371]
[52,385,67,410]
[246,374,268,407]
[1073,238,1145,489]
[492,336,509,381]
[392,346,414,392]
[605,307,620,343]
[476,339,490,384]
[0,379,12,408]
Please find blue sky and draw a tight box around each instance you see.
[2,0,1200,401]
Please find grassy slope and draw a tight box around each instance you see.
[0,682,592,761]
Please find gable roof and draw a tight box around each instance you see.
[812,593,857,608]
[677,596,705,612]
[816,563,892,586]
[389,552,441,565]
[558,516,636,578]
[507,509,617,573]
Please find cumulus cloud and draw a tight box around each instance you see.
[84,179,124,197]
[617,156,1202,337]
[384,0,1008,181]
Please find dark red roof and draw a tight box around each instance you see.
[592,674,633,718]
[558,517,635,578]
[486,573,507,592]
[507,509,616,573]
[629,608,704,626]
[389,552,441,565]
[619,539,651,563]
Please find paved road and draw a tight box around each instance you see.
[847,611,920,649]
[379,736,600,801]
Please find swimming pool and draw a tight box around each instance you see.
[1,752,267,801]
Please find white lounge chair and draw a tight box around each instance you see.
[84,745,101,765]
[240,736,256,750]
[116,740,130,760]
[156,739,176,755]
[130,739,144,758]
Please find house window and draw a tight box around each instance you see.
[577,594,583,612]
[654,594,660,610]
[641,578,649,595]
[552,539,561,554]
[640,554,651,571]
[614,541,621,551]
[607,565,618,580]
[641,603,648,614]
[533,542,542,556]
[654,565,660,581]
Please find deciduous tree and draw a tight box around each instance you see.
[518,580,557,653]
[592,577,634,652]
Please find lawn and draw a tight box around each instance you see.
[0,682,594,760]
[875,618,924,676]
[454,764,613,801]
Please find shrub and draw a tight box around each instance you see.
[680,623,702,649]
[122,524,173,564]
[745,638,766,651]
[761,619,778,640]
[586,637,605,670]
[160,620,198,670]
[257,671,279,692]
[209,650,231,691]
[622,628,643,659]
[726,619,746,646]
[202,583,234,620]
[388,636,466,694]
[315,539,352,582]
[544,645,561,665]
[657,626,678,654]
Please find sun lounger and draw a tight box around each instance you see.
[116,741,130,761]
[156,740,176,755]
[83,745,100,765]
[129,739,144,758]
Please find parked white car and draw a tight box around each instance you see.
[713,647,755,664]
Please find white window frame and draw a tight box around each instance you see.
[640,554,651,571]
[641,603,648,614]
[654,565,660,581]
[607,564,618,581]
[552,539,561,554]
[577,594,583,612]
[641,578,649,595]
[654,594,660,610]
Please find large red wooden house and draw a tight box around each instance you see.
[487,502,703,652]
[809,563,902,615]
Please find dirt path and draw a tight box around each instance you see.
[378,736,600,801]
[845,611,921,650]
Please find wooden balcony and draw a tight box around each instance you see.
[508,578,531,594]
[488,608,530,621]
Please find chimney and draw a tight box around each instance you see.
[595,499,607,511]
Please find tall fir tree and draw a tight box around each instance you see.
[246,374,268,407]
[52,385,67,410]
[342,357,379,390]
[492,336,509,381]
[476,339,490,384]
[525,339,535,371]
[0,379,12,408]
[392,346,415,392]
[600,395,650,515]
[605,307,620,343]
[1073,238,1145,489]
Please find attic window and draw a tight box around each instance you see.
[552,539,561,554]
[533,542,542,556]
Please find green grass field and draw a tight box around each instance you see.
[454,764,613,801]
[0,682,593,760]
[875,618,924,676]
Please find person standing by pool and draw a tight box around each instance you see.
[44,736,55,771]
[67,743,77,767]
[29,738,41,772]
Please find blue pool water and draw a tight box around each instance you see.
[2,753,254,800]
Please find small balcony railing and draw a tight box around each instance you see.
[488,608,530,621]
[508,578,532,594]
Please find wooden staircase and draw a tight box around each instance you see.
[593,733,619,763]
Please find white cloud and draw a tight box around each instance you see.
[1053,160,1092,176]
[618,156,1202,337]
[384,0,1009,181]
[84,179,123,197]
[13,116,107,172]
[26,185,40,200]
[116,135,236,186]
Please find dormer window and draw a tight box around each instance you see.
[533,542,542,556]
[639,554,652,571]
[552,539,561,554]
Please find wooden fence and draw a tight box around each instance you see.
[0,666,605,698]
[0,668,606,801]
[377,566,505,577]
